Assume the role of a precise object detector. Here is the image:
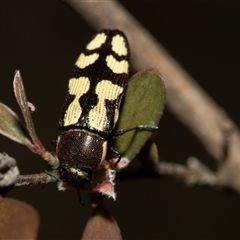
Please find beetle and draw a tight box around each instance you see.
[56,29,157,189]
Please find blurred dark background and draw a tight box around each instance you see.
[1,1,240,239]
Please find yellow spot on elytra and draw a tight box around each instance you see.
[113,109,119,128]
[86,33,107,50]
[101,141,108,163]
[75,53,99,69]
[106,55,129,74]
[64,77,90,126]
[111,35,128,56]
[95,80,124,101]
[88,80,124,131]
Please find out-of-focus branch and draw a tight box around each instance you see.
[0,153,19,188]
[158,158,217,186]
[65,0,240,194]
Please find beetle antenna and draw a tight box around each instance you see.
[44,170,61,182]
[77,188,84,206]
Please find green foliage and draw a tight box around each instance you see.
[113,68,165,162]
[0,103,30,146]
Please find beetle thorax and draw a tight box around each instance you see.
[56,129,107,187]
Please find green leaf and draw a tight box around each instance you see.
[0,103,31,146]
[12,70,56,162]
[113,68,165,162]
[13,70,39,144]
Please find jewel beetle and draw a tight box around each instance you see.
[56,29,157,189]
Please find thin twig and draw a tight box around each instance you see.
[65,0,240,194]
[15,171,58,187]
